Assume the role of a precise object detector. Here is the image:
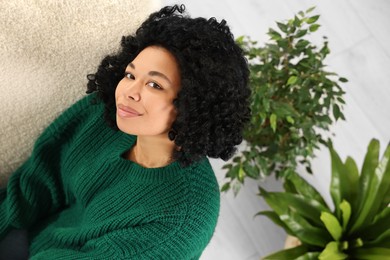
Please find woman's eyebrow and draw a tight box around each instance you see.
[127,63,136,69]
[126,62,172,84]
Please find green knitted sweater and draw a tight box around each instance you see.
[0,94,220,259]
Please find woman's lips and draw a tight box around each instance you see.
[117,104,142,118]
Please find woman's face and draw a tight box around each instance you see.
[115,46,181,138]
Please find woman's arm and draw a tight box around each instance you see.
[29,220,208,260]
[0,94,97,239]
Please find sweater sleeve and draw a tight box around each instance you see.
[29,220,208,260]
[0,94,98,239]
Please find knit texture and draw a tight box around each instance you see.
[0,94,220,259]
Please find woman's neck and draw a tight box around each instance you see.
[127,136,176,168]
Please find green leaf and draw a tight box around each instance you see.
[355,139,380,211]
[268,28,282,40]
[320,43,330,57]
[339,77,348,83]
[295,29,308,38]
[235,35,245,44]
[307,15,320,24]
[284,178,298,194]
[222,163,232,170]
[272,101,298,117]
[281,209,331,247]
[220,182,230,192]
[243,163,259,179]
[351,140,390,234]
[329,146,347,219]
[295,252,321,260]
[366,142,390,210]
[343,157,360,210]
[262,245,309,260]
[365,208,390,246]
[287,76,298,86]
[270,113,277,132]
[233,156,241,163]
[259,187,285,216]
[319,242,348,259]
[260,187,331,247]
[309,24,321,32]
[276,22,289,33]
[286,172,328,207]
[238,165,245,182]
[286,116,295,124]
[333,104,341,120]
[339,200,351,231]
[352,247,390,260]
[256,211,294,235]
[320,212,343,241]
[306,6,316,14]
[232,180,242,196]
[380,184,390,209]
[370,228,390,247]
[277,38,289,50]
[360,207,390,240]
[350,238,363,248]
[296,39,310,49]
[228,164,240,179]
[293,15,301,27]
[264,191,331,228]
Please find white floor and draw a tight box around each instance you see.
[159,0,390,259]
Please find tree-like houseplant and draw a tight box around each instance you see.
[222,7,347,194]
[260,139,390,259]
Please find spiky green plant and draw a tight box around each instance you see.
[260,139,390,259]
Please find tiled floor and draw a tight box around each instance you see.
[160,0,390,259]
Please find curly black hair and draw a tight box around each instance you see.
[86,4,251,166]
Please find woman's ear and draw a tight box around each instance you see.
[168,129,177,141]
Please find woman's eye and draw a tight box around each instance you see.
[124,72,135,80]
[147,82,162,90]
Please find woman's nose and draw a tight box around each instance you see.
[125,80,142,101]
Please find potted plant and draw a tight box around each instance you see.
[222,7,347,195]
[260,138,390,259]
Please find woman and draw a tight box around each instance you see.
[0,4,250,259]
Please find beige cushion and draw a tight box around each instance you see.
[0,0,160,185]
